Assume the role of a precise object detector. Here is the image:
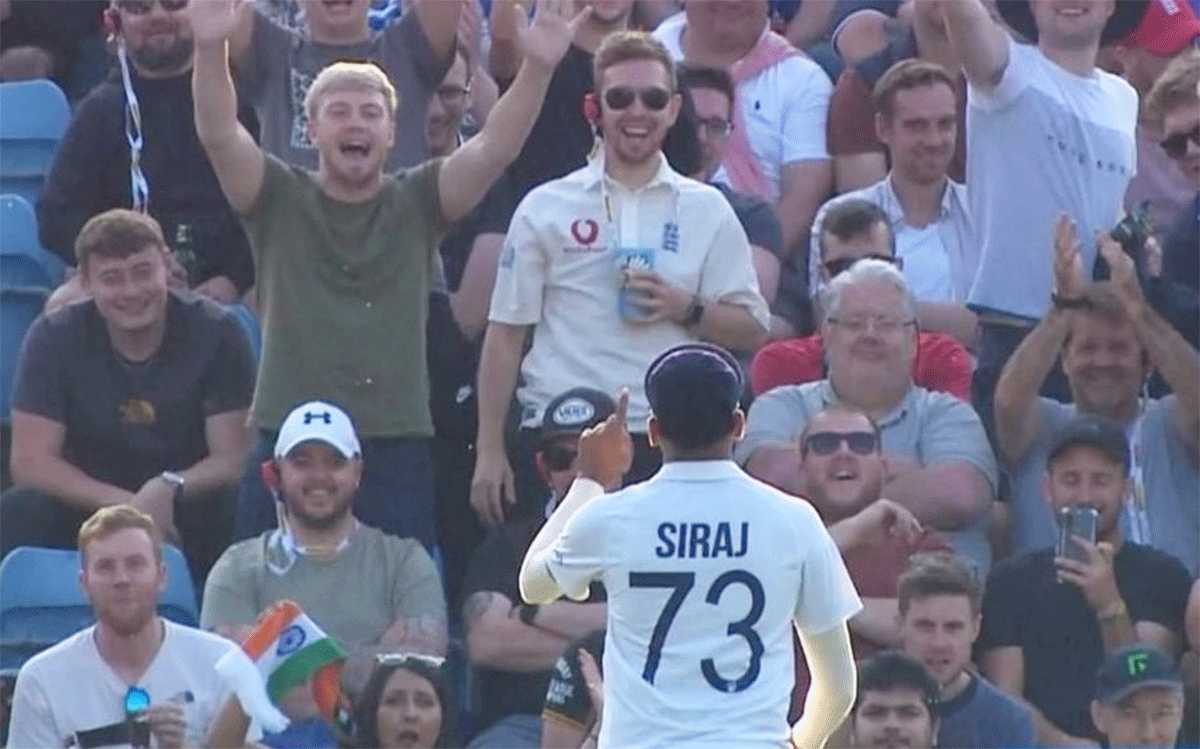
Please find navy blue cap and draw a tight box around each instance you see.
[1048,415,1131,475]
[644,343,744,418]
[1095,644,1182,705]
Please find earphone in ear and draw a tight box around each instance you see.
[103,6,123,39]
[582,91,600,127]
[260,459,281,494]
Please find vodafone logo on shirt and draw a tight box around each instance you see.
[567,219,603,252]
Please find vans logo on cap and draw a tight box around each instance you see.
[553,398,595,427]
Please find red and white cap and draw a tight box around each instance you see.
[1124,0,1200,57]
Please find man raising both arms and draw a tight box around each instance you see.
[519,343,861,749]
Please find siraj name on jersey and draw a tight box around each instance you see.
[655,522,748,559]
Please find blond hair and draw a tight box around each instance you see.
[78,505,163,565]
[1146,49,1200,124]
[593,30,676,91]
[304,61,399,122]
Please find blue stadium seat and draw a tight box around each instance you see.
[0,286,47,425]
[0,545,200,672]
[0,194,64,289]
[0,80,69,204]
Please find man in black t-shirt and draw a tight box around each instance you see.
[0,209,255,588]
[976,416,1192,747]
[460,387,614,749]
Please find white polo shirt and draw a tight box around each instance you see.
[544,461,862,749]
[654,12,832,202]
[489,154,770,430]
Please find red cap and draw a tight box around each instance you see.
[1125,0,1200,56]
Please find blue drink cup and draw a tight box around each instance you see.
[615,246,656,321]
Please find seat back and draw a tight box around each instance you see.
[0,287,48,425]
[0,545,200,672]
[0,80,70,203]
[0,194,64,288]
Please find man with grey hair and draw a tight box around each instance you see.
[735,259,998,576]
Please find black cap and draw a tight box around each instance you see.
[1095,644,1182,705]
[1047,415,1131,475]
[540,388,617,443]
[996,0,1148,45]
[645,343,744,418]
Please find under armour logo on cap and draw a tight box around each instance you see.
[274,400,362,460]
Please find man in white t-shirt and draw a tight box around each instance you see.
[7,505,237,749]
[518,343,861,749]
[472,30,770,531]
[935,0,1148,437]
[653,0,832,337]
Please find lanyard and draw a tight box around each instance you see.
[116,42,151,213]
[596,153,681,253]
[1124,411,1152,545]
[265,514,356,576]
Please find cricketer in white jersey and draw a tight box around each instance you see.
[520,343,863,749]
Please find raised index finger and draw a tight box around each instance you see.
[613,388,629,428]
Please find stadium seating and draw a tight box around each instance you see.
[0,545,199,673]
[0,286,48,425]
[0,193,64,289]
[0,80,70,205]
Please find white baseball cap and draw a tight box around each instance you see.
[273,401,362,460]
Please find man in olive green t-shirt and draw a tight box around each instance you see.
[189,0,589,548]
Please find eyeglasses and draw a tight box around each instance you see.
[803,431,879,456]
[435,84,471,107]
[823,254,896,278]
[116,0,189,14]
[603,86,671,112]
[1160,125,1199,160]
[827,316,915,335]
[376,652,446,669]
[697,117,733,139]
[541,444,578,472]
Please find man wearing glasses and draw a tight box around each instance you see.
[473,31,769,531]
[736,258,998,578]
[750,199,973,404]
[461,387,615,748]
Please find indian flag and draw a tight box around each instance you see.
[215,601,345,733]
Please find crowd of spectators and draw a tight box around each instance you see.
[1,0,1198,747]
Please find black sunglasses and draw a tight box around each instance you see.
[1160,125,1199,160]
[542,444,578,472]
[116,0,189,13]
[803,431,879,456]
[603,86,671,112]
[823,254,896,278]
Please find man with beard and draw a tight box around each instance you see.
[934,0,1148,435]
[848,650,941,749]
[977,415,1191,747]
[473,30,770,531]
[7,505,238,749]
[38,0,258,309]
[201,401,447,673]
[994,218,1200,577]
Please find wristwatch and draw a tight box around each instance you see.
[1051,292,1091,310]
[684,295,705,326]
[518,603,540,626]
[160,471,185,500]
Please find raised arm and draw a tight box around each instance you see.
[439,0,588,222]
[1098,235,1200,455]
[410,0,465,73]
[994,215,1082,464]
[934,0,1010,92]
[191,0,266,216]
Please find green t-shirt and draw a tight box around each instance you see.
[242,154,448,437]
[199,524,447,651]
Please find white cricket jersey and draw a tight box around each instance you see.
[545,461,862,748]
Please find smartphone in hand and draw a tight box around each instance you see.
[1056,506,1099,563]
